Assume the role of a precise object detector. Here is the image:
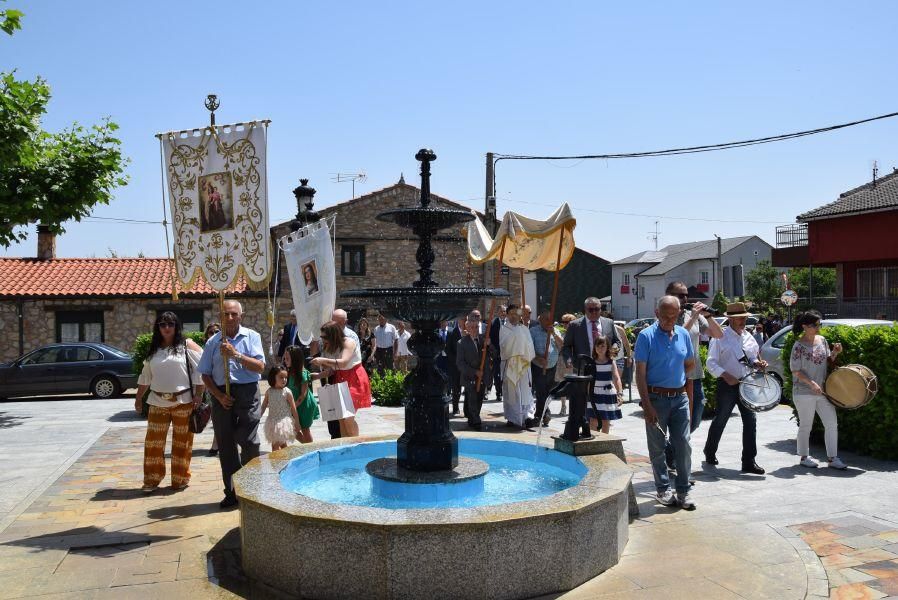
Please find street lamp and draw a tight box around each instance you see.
[291,178,318,231]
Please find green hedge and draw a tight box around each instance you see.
[131,330,206,377]
[699,344,718,416]
[781,325,898,460]
[370,369,407,407]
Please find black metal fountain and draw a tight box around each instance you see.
[342,148,509,472]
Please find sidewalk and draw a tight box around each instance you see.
[1,392,897,599]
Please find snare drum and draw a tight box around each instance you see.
[738,371,782,413]
[825,364,878,409]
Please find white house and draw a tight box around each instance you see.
[610,236,773,320]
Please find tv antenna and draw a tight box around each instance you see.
[331,172,367,199]
[647,220,661,250]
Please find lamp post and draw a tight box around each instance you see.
[291,178,318,231]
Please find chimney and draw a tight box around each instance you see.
[36,224,56,260]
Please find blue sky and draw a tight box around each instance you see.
[2,1,897,262]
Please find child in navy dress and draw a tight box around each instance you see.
[588,334,623,434]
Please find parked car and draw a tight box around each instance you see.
[625,318,655,332]
[0,343,138,400]
[759,319,895,395]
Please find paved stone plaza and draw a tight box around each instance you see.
[1,391,897,599]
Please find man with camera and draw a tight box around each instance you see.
[664,282,724,476]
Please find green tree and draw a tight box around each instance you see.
[789,266,836,299]
[710,289,729,314]
[0,6,129,247]
[745,260,782,311]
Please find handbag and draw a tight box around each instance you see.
[184,346,211,434]
[318,381,355,421]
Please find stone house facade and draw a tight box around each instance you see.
[269,180,524,326]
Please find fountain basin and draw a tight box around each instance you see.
[234,433,631,600]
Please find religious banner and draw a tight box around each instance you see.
[281,220,336,345]
[163,123,271,291]
[466,202,576,271]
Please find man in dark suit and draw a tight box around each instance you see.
[456,316,485,429]
[489,304,506,401]
[276,310,298,362]
[562,297,620,371]
[445,318,464,415]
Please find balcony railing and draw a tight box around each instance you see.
[776,223,808,248]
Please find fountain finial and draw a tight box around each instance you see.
[415,149,436,208]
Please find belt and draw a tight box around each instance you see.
[648,386,686,396]
[150,388,192,401]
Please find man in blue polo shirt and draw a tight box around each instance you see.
[198,299,266,509]
[634,295,696,510]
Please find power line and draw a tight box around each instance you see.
[494,109,898,162]
[84,216,164,225]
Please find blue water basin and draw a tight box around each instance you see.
[279,439,586,509]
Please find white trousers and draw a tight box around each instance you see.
[794,393,839,458]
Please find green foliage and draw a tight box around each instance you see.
[699,344,718,415]
[788,266,836,299]
[131,331,206,378]
[710,289,729,315]
[781,325,898,460]
[369,369,407,407]
[0,14,129,247]
[745,260,782,311]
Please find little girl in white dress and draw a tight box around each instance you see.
[261,366,300,451]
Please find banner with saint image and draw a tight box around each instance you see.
[281,220,336,345]
[163,123,271,291]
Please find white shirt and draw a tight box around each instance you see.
[707,327,759,380]
[374,323,398,349]
[137,345,202,407]
[396,330,412,356]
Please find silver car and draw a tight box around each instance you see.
[759,318,895,397]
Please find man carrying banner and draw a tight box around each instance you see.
[198,300,266,509]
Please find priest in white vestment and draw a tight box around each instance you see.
[499,304,537,428]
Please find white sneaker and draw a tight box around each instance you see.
[677,492,696,510]
[800,457,819,468]
[657,489,676,506]
[829,457,847,470]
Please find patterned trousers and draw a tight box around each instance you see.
[143,403,195,488]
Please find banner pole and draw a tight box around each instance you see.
[476,238,506,391]
[219,290,231,397]
[543,227,566,374]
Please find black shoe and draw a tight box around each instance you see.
[704,453,718,465]
[207,448,218,457]
[523,418,538,429]
[469,422,482,431]
[689,477,696,486]
[741,462,765,475]
[542,415,551,427]
[452,408,460,416]
[219,494,238,509]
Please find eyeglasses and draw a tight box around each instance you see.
[586,307,601,313]
[811,322,822,328]
[675,293,688,299]
[158,322,175,329]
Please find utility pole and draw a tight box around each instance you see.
[484,152,497,292]
[715,234,723,297]
[647,221,661,250]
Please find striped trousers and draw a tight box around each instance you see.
[143,403,195,488]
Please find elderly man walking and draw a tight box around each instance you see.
[198,300,266,509]
[634,295,696,510]
[530,310,564,426]
[456,316,486,430]
[500,303,537,429]
[563,296,620,371]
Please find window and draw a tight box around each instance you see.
[700,271,709,285]
[20,347,64,365]
[621,272,630,286]
[341,245,366,276]
[70,346,103,361]
[56,311,104,343]
[155,309,203,333]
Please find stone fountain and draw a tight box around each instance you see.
[233,150,633,600]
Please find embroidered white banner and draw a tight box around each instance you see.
[281,220,336,345]
[163,123,271,291]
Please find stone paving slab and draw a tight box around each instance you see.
[1,393,898,598]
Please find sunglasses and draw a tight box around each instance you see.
[675,293,688,299]
[157,322,175,329]
[586,307,601,312]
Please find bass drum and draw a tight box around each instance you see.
[738,372,782,413]
[825,364,878,409]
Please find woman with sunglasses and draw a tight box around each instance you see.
[135,312,205,492]
[790,310,845,469]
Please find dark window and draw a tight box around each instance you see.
[341,245,366,276]
[155,309,204,333]
[56,311,104,343]
[21,347,64,365]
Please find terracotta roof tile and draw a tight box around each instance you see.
[798,169,898,221]
[0,258,251,298]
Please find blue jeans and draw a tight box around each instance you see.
[665,379,705,465]
[645,392,692,495]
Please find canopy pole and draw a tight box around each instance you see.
[219,290,231,397]
[543,227,566,373]
[476,238,506,392]
[520,268,526,308]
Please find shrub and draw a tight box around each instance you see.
[370,369,407,407]
[781,324,898,460]
[699,344,718,417]
[132,330,206,377]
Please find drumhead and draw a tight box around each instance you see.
[825,365,877,410]
[739,372,782,412]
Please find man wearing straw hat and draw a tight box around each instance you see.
[704,301,767,475]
